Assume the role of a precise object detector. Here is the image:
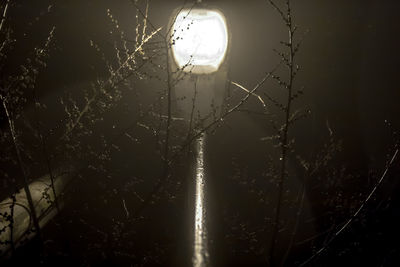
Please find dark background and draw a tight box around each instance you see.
[2,0,400,266]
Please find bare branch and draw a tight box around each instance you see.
[230,80,266,108]
[266,0,288,24]
[0,0,10,33]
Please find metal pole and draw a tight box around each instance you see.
[193,133,209,267]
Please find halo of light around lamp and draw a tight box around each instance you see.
[171,8,228,74]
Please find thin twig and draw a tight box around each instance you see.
[267,0,288,24]
[122,199,130,219]
[230,81,266,108]
[269,0,295,263]
[299,148,399,267]
[281,181,306,265]
[0,0,10,32]
[162,36,173,182]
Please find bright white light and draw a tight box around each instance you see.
[171,9,228,74]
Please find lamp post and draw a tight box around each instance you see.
[169,3,229,266]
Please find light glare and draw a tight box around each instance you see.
[171,9,228,74]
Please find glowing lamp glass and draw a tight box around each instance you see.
[171,9,228,74]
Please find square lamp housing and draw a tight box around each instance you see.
[171,8,229,74]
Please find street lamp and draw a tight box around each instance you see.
[171,8,228,74]
[169,3,230,267]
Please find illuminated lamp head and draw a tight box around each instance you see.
[171,8,229,74]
